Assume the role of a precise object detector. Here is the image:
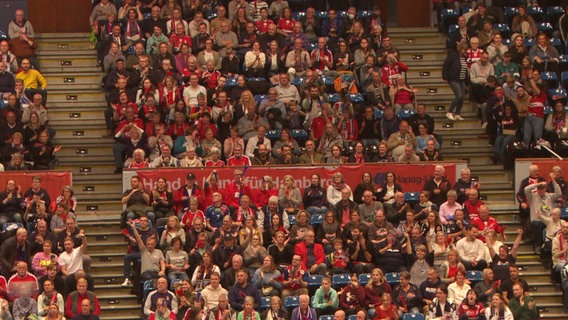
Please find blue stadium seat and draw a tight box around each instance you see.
[143,279,156,301]
[448,24,458,34]
[560,55,568,72]
[402,313,425,320]
[332,274,350,288]
[2,222,23,232]
[225,77,238,88]
[527,6,545,22]
[548,6,565,28]
[291,129,308,139]
[254,94,268,104]
[537,22,553,37]
[357,11,372,18]
[504,7,519,24]
[308,43,318,51]
[549,88,567,100]
[544,106,553,115]
[561,71,568,86]
[293,11,306,20]
[247,77,266,82]
[524,38,535,48]
[311,213,324,225]
[358,273,371,285]
[466,270,483,283]
[561,207,568,219]
[493,23,511,38]
[284,296,300,309]
[316,11,329,19]
[385,272,400,286]
[398,109,416,119]
[207,12,218,20]
[541,71,558,88]
[321,76,334,86]
[289,214,296,225]
[338,11,349,18]
[440,8,459,33]
[374,109,384,119]
[347,315,357,320]
[266,129,281,139]
[307,275,324,287]
[328,93,340,103]
[349,93,364,103]
[292,77,307,86]
[143,12,152,20]
[0,31,7,41]
[319,316,334,320]
[261,297,271,309]
[404,192,419,202]
[551,38,563,54]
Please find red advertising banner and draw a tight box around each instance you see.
[0,171,72,199]
[531,160,568,177]
[130,163,457,194]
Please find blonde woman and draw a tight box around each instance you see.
[277,175,302,213]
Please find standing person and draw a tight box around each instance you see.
[443,42,468,121]
[127,219,165,281]
[524,173,561,254]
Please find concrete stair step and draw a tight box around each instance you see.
[49,102,106,111]
[44,72,103,85]
[41,66,102,73]
[36,48,95,56]
[54,129,109,140]
[38,42,93,51]
[57,145,112,157]
[60,164,118,175]
[48,83,103,91]
[49,109,105,120]
[36,32,91,39]
[38,56,98,68]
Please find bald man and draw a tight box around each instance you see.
[7,261,38,301]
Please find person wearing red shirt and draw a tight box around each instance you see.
[294,229,327,275]
[223,169,252,209]
[226,145,251,167]
[169,23,192,54]
[7,261,38,301]
[463,189,484,220]
[470,205,505,241]
[255,8,274,34]
[380,54,408,87]
[65,278,101,318]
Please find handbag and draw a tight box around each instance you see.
[502,129,516,136]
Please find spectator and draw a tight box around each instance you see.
[0,228,30,276]
[7,261,38,301]
[143,277,177,317]
[128,219,165,281]
[455,225,488,271]
[291,294,317,320]
[228,269,260,312]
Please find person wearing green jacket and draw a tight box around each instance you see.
[508,283,539,320]
[311,276,339,316]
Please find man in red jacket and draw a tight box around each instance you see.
[294,230,327,275]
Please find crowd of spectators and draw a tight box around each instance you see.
[90,0,449,175]
[0,176,100,319]
[3,0,568,319]
[113,156,568,319]
[0,10,61,171]
[443,2,568,166]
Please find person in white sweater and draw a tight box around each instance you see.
[201,272,228,311]
[455,225,488,271]
[525,173,561,254]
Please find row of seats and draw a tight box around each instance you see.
[441,5,565,25]
[448,23,558,41]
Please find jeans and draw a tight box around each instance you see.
[524,114,544,145]
[494,134,515,160]
[531,220,546,249]
[306,206,328,216]
[448,80,465,114]
[124,251,141,277]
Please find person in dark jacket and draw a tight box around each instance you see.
[442,42,468,121]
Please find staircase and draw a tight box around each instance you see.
[34,28,564,320]
[35,33,135,319]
